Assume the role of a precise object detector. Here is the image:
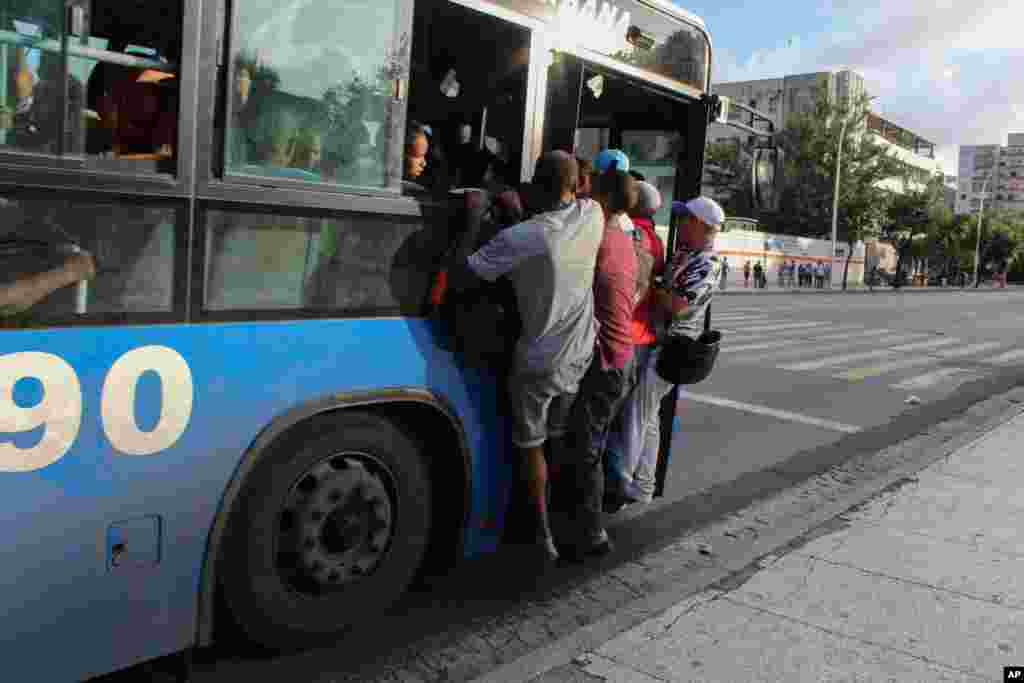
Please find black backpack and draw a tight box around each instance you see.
[433,189,522,369]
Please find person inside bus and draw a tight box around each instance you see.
[605,196,724,509]
[0,250,95,317]
[575,156,594,199]
[87,36,179,161]
[447,151,604,564]
[561,158,638,562]
[11,47,87,155]
[402,122,431,193]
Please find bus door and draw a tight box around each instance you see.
[404,0,543,541]
[541,52,709,500]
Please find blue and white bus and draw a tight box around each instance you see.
[0,0,773,679]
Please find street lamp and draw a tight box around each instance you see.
[972,170,995,288]
[830,95,877,289]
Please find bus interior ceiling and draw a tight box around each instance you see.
[88,0,182,52]
[577,66,689,139]
[409,0,530,188]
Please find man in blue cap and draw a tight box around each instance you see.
[593,148,630,175]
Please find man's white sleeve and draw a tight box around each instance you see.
[466,223,542,282]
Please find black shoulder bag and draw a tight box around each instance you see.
[654,302,721,385]
[434,190,520,368]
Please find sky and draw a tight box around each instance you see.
[676,0,1024,176]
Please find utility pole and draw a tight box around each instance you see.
[829,116,847,290]
[973,171,994,288]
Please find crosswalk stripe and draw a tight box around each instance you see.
[892,367,977,390]
[778,337,960,372]
[983,348,1024,365]
[714,317,789,326]
[717,308,765,315]
[713,313,786,321]
[719,321,834,335]
[679,390,862,433]
[736,332,926,364]
[834,341,1005,381]
[722,327,887,353]
[720,319,831,331]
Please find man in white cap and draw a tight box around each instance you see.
[605,196,723,508]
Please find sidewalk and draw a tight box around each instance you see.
[526,409,1024,682]
[719,284,1021,296]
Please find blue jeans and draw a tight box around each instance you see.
[568,353,634,544]
[606,344,674,503]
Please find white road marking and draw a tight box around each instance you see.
[722,327,884,353]
[708,317,778,325]
[679,390,862,433]
[719,321,834,335]
[834,341,1005,381]
[778,337,960,372]
[983,348,1024,365]
[892,367,976,390]
[737,332,926,364]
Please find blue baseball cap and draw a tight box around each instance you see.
[594,149,630,174]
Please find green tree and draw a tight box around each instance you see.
[923,210,970,283]
[881,172,946,287]
[770,85,902,288]
[704,139,755,217]
[967,207,1024,282]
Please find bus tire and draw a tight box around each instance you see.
[220,411,432,650]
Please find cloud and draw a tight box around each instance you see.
[713,37,811,83]
[711,0,1024,176]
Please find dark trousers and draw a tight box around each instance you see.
[567,353,633,544]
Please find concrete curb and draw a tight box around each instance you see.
[474,381,1024,683]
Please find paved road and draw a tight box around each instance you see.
[108,289,1024,683]
[645,288,1024,515]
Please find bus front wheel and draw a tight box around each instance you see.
[220,411,432,649]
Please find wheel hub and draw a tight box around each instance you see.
[279,454,394,589]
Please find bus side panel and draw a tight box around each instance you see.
[0,317,511,682]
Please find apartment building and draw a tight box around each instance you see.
[956,134,1024,215]
[708,70,940,196]
[866,112,942,194]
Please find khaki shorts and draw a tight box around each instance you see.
[507,372,579,449]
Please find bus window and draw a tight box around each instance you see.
[0,193,177,325]
[404,0,530,196]
[1,1,182,174]
[223,0,411,192]
[622,130,680,227]
[544,54,694,243]
[203,208,437,316]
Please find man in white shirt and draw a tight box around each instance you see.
[450,151,604,563]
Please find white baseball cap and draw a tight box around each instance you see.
[680,196,725,229]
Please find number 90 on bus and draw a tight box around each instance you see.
[0,346,194,472]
